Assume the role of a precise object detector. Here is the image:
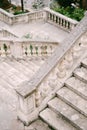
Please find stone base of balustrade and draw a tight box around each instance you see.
[17,109,39,126]
[47,20,70,32]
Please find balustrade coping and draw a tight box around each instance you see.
[0,8,14,17]
[0,7,44,18]
[44,7,78,24]
[16,12,87,98]
[0,37,59,44]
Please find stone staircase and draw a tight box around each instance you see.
[39,57,87,130]
[0,57,45,108]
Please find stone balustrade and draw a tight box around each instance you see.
[0,7,78,32]
[12,10,46,24]
[0,8,13,24]
[44,8,78,32]
[0,39,12,57]
[0,8,46,25]
[16,12,87,125]
[0,38,58,58]
[0,29,18,38]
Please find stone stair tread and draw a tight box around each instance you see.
[65,77,87,100]
[0,68,26,87]
[48,97,87,130]
[0,78,17,94]
[0,61,28,80]
[74,67,87,83]
[0,85,17,109]
[40,108,77,130]
[22,60,40,69]
[57,87,87,117]
[81,58,87,68]
[19,60,39,72]
[26,119,51,130]
[5,59,34,76]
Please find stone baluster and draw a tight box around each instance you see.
[58,17,61,25]
[35,89,42,107]
[56,16,58,23]
[80,35,87,47]
[57,60,66,78]
[64,51,73,69]
[72,43,82,59]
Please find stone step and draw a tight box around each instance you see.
[19,60,39,72]
[0,67,26,87]
[21,59,40,70]
[0,85,17,109]
[48,97,87,130]
[65,77,87,100]
[0,61,28,80]
[81,58,87,68]
[32,59,44,66]
[40,108,77,130]
[25,119,51,130]
[57,87,87,117]
[73,67,87,83]
[0,78,17,95]
[5,59,34,77]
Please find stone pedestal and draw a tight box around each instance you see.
[17,92,37,125]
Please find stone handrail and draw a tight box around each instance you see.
[44,8,78,32]
[16,12,87,125]
[0,38,58,58]
[0,7,78,32]
[0,8,13,24]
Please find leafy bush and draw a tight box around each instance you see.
[53,6,85,21]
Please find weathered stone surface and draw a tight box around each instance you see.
[57,87,87,117]
[65,77,87,100]
[16,11,87,98]
[40,108,77,130]
[25,119,51,130]
[81,58,87,68]
[48,97,87,130]
[0,4,87,130]
[74,67,87,83]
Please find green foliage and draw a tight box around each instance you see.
[3,44,7,52]
[0,0,11,9]
[72,8,85,21]
[55,0,74,7]
[14,10,28,15]
[32,0,44,9]
[53,6,85,21]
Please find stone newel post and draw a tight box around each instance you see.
[16,82,38,126]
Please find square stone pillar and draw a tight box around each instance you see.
[10,41,23,59]
[16,82,38,126]
[17,93,37,125]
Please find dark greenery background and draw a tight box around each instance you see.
[53,0,86,21]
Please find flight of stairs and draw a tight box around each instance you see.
[0,57,44,109]
[40,57,87,130]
